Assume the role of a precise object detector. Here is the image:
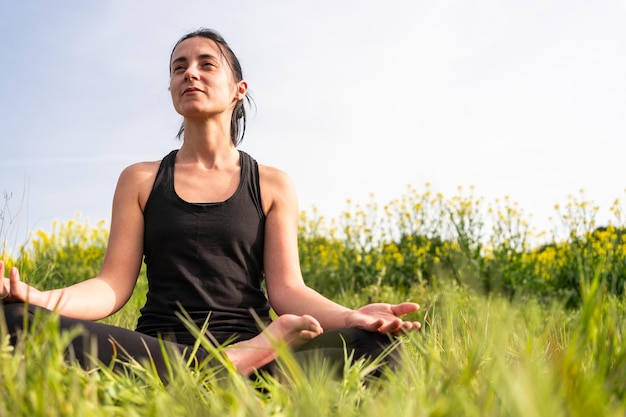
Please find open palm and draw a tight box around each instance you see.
[346,302,421,335]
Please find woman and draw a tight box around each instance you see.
[0,28,420,378]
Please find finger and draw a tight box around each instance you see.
[0,281,7,299]
[386,321,420,336]
[390,302,420,317]
[378,318,403,334]
[361,318,385,332]
[9,266,20,284]
[410,321,421,330]
[9,266,22,299]
[0,261,6,297]
[401,321,421,331]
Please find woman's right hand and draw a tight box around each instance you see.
[0,260,39,303]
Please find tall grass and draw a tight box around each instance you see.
[1,185,626,416]
[2,281,625,416]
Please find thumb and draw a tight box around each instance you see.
[8,266,27,301]
[9,266,20,283]
[390,302,420,317]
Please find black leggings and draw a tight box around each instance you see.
[1,303,400,379]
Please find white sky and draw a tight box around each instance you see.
[1,0,625,246]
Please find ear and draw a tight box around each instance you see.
[236,80,248,100]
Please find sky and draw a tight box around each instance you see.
[1,0,625,247]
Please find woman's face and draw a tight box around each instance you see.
[169,36,247,120]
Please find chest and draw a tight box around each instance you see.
[173,165,241,204]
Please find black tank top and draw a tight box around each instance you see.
[135,149,271,345]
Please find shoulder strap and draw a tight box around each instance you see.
[144,149,178,217]
[239,151,265,219]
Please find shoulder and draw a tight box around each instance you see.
[115,160,163,210]
[258,163,293,189]
[119,150,176,181]
[258,163,298,214]
[118,160,161,186]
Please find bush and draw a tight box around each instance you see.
[299,185,626,306]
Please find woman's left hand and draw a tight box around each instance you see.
[346,302,421,335]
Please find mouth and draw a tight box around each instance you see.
[183,87,203,95]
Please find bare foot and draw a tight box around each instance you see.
[224,314,323,376]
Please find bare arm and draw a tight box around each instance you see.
[1,162,156,320]
[260,166,420,334]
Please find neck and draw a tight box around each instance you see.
[178,117,237,168]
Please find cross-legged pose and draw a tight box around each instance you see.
[1,28,420,379]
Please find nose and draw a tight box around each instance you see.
[184,64,200,81]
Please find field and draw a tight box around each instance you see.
[1,185,626,416]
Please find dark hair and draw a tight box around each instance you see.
[170,28,253,146]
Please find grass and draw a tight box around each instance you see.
[2,282,625,416]
[2,185,626,416]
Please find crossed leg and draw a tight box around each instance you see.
[1,303,396,379]
[1,304,325,377]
